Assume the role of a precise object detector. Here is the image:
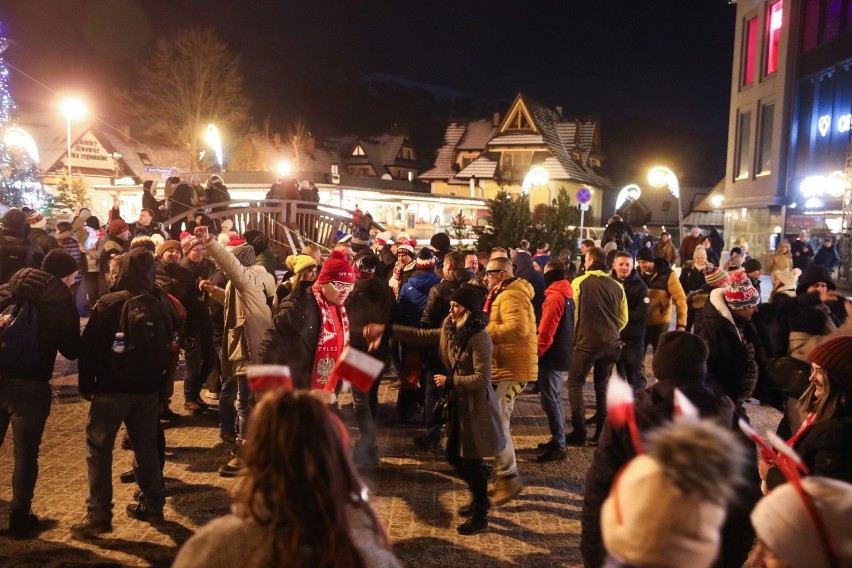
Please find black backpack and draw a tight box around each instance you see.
[0,296,40,377]
[0,240,39,285]
[109,290,179,389]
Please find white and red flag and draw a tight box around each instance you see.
[327,346,384,393]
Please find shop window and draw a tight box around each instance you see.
[757,102,775,175]
[743,17,758,86]
[766,1,783,76]
[736,110,753,180]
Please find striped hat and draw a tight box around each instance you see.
[724,270,759,310]
[415,247,435,269]
[703,265,729,288]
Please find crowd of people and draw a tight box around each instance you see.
[1,191,851,567]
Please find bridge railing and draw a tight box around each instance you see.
[161,199,384,260]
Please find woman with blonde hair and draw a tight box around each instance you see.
[767,240,793,286]
[173,389,400,568]
[274,253,318,306]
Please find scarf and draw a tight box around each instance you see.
[443,314,486,362]
[310,284,350,390]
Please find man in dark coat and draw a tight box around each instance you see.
[345,253,396,466]
[0,249,81,537]
[814,238,841,275]
[601,214,633,251]
[141,180,163,222]
[167,182,193,239]
[512,249,545,323]
[611,251,649,389]
[23,210,59,255]
[535,260,574,462]
[791,230,814,271]
[74,248,174,537]
[580,331,754,568]
[0,208,44,286]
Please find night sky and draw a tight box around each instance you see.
[4,0,736,184]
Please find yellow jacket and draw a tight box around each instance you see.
[486,277,538,382]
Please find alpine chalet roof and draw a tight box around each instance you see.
[420,93,612,189]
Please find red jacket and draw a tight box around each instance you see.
[537,280,574,359]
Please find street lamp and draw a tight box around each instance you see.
[205,123,223,170]
[647,166,684,241]
[522,166,550,204]
[276,160,292,177]
[60,98,86,175]
[615,183,642,214]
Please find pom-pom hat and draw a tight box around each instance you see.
[316,249,355,285]
[724,270,760,310]
[703,265,729,288]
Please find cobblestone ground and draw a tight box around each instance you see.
[1,353,780,567]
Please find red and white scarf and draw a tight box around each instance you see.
[310,284,350,390]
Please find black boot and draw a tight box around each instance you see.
[8,509,38,538]
[565,421,587,447]
[457,510,488,535]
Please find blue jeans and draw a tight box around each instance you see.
[85,392,164,521]
[0,378,52,512]
[219,374,251,442]
[537,367,565,449]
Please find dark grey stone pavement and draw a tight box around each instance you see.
[1,352,780,567]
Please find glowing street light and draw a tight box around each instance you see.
[615,183,642,213]
[4,126,39,165]
[60,98,86,175]
[205,123,223,170]
[522,166,549,195]
[276,160,292,177]
[647,166,684,242]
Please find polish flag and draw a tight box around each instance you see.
[673,388,699,423]
[246,365,293,392]
[328,346,384,393]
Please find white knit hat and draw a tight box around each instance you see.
[751,477,852,568]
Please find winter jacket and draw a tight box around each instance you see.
[420,269,472,329]
[0,233,44,286]
[814,244,840,272]
[513,251,545,322]
[581,380,737,568]
[142,189,163,221]
[791,239,814,270]
[766,250,792,275]
[205,181,231,205]
[642,258,687,327]
[768,414,852,488]
[678,261,708,294]
[55,230,85,284]
[602,220,633,251]
[260,288,329,390]
[571,269,628,352]
[652,239,676,265]
[678,234,703,264]
[612,268,649,343]
[27,228,59,256]
[346,277,397,363]
[0,268,80,381]
[205,239,275,377]
[699,288,762,404]
[79,248,172,394]
[173,508,402,568]
[397,270,440,327]
[391,320,506,459]
[486,277,538,382]
[537,280,574,371]
[254,248,277,277]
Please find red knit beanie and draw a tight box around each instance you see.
[808,335,852,392]
[316,250,355,285]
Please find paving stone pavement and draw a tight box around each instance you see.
[1,353,780,567]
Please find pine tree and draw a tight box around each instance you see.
[53,171,89,211]
[451,210,468,243]
[474,189,533,251]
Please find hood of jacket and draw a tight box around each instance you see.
[114,247,155,295]
[8,268,71,303]
[545,279,573,299]
[652,257,671,273]
[513,251,535,274]
[406,271,441,293]
[707,287,744,341]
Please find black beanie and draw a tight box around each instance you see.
[42,248,79,278]
[544,268,565,286]
[652,331,709,384]
[636,247,654,262]
[85,216,101,230]
[450,284,485,314]
[796,264,836,295]
[430,232,451,253]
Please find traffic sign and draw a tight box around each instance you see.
[576,187,592,204]
[579,203,589,211]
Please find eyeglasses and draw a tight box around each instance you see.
[484,269,506,277]
[330,281,354,292]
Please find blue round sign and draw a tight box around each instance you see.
[576,187,592,204]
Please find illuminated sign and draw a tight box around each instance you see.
[817,113,852,136]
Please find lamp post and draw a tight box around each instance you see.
[60,98,86,176]
[648,166,684,242]
[205,123,223,171]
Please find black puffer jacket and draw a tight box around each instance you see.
[259,290,323,390]
[513,251,545,322]
[346,277,396,362]
[581,380,736,567]
[27,228,60,255]
[420,269,472,329]
[0,268,80,381]
[0,234,44,286]
[767,413,852,488]
[612,268,649,343]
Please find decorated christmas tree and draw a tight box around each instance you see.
[0,21,42,208]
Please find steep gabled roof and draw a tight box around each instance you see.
[419,123,467,180]
[457,121,496,150]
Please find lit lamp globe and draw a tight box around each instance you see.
[276,161,292,177]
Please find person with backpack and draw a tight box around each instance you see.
[0,208,44,287]
[73,248,180,538]
[0,249,81,538]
